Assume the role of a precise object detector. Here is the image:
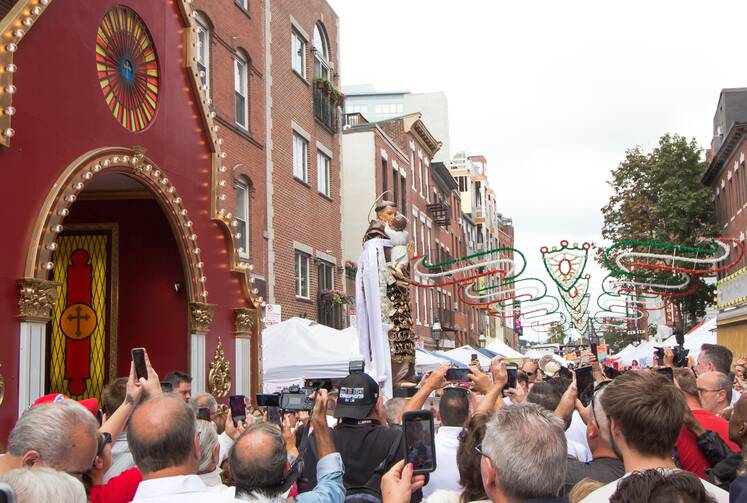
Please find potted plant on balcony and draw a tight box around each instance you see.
[320,289,354,306]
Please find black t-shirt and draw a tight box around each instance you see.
[299,419,404,495]
[563,457,625,498]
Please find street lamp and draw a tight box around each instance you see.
[478,333,486,348]
[432,319,442,350]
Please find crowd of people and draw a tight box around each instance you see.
[3,343,747,502]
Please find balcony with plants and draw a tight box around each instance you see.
[314,78,344,133]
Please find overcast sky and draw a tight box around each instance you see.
[328,0,747,342]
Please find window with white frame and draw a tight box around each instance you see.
[291,29,306,78]
[295,251,310,299]
[234,52,249,129]
[292,132,308,182]
[312,23,330,80]
[317,260,334,291]
[235,179,250,258]
[410,152,416,189]
[418,158,424,195]
[194,12,211,94]
[317,150,331,197]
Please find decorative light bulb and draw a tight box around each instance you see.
[220,152,226,159]
[219,180,226,187]
[252,288,259,295]
[202,291,208,297]
[92,164,102,173]
[234,233,241,239]
[186,220,193,228]
[258,296,264,303]
[112,156,120,162]
[199,276,206,282]
[220,165,227,173]
[225,212,233,220]
[31,6,41,15]
[160,177,168,185]
[261,301,267,307]
[65,194,76,203]
[175,197,182,204]
[57,208,69,217]
[194,247,201,254]
[248,264,254,271]
[197,261,204,268]
[180,209,188,216]
[217,138,224,145]
[44,262,54,270]
[152,170,160,178]
[5,64,16,73]
[190,234,197,241]
[4,84,16,94]
[219,194,227,201]
[102,159,110,167]
[13,29,24,38]
[73,182,84,191]
[237,247,244,253]
[46,242,57,251]
[231,220,238,227]
[144,164,152,172]
[5,43,17,52]
[83,172,93,180]
[21,17,32,27]
[51,224,63,233]
[3,128,14,137]
[249,276,255,283]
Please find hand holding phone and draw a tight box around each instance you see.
[446,368,470,383]
[131,348,148,380]
[403,410,437,474]
[229,395,247,424]
[575,365,594,407]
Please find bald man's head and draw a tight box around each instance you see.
[231,423,288,499]
[127,394,198,475]
[729,395,747,447]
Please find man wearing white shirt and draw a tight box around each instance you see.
[580,371,728,503]
[422,388,469,498]
[129,394,223,502]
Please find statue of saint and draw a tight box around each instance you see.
[355,199,415,397]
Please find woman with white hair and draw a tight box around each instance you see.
[195,419,234,497]
[0,467,87,503]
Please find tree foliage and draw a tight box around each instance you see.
[546,322,568,344]
[600,134,718,326]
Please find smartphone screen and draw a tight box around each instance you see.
[446,368,470,382]
[229,395,246,422]
[131,348,147,380]
[576,365,594,407]
[196,407,211,421]
[403,410,437,474]
[656,367,674,382]
[471,353,478,361]
[505,367,517,390]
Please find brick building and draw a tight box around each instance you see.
[192,0,268,293]
[703,88,747,353]
[266,0,344,326]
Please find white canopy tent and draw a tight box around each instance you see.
[659,317,717,354]
[485,339,526,359]
[262,318,454,391]
[441,345,493,368]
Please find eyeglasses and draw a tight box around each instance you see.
[697,387,723,394]
[97,431,112,458]
[474,443,485,457]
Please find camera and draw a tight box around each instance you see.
[654,345,689,368]
[279,385,314,411]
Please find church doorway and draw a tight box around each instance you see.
[45,172,189,399]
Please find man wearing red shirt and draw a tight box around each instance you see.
[675,369,739,479]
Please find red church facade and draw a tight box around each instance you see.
[0,0,261,438]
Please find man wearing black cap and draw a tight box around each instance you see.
[299,369,405,500]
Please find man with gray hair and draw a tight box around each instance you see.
[231,389,344,502]
[0,467,87,502]
[0,400,98,479]
[481,403,568,502]
[563,382,623,497]
[129,394,213,501]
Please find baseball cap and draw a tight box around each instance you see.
[33,393,100,417]
[542,361,561,379]
[334,372,380,420]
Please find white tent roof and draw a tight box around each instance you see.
[619,339,656,367]
[485,339,525,359]
[262,318,455,391]
[659,318,717,354]
[262,317,360,392]
[442,345,493,368]
[611,343,636,360]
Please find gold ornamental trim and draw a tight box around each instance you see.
[233,307,258,338]
[17,278,60,322]
[189,302,215,334]
[208,336,231,398]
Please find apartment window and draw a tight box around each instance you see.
[317,150,331,197]
[292,132,309,182]
[410,152,416,189]
[392,166,399,208]
[381,157,388,196]
[235,0,248,11]
[400,175,407,214]
[458,176,468,192]
[235,179,250,258]
[418,159,424,195]
[318,260,334,291]
[194,12,211,94]
[424,164,430,202]
[234,52,249,129]
[312,23,331,80]
[295,252,310,299]
[291,29,306,78]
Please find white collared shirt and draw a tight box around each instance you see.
[132,474,232,502]
[423,426,463,498]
